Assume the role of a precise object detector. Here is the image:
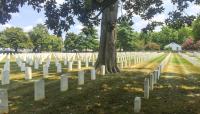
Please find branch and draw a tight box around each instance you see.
[88,0,118,20]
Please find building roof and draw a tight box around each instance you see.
[165,42,181,48]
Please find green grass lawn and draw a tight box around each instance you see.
[3,53,200,114]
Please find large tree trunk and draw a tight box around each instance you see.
[95,1,120,73]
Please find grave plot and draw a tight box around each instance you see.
[0,52,169,114]
[140,53,200,114]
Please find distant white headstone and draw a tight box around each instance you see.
[91,68,96,80]
[100,65,105,76]
[134,97,141,113]
[144,78,149,99]
[78,70,84,85]
[149,74,154,91]
[0,89,8,114]
[1,70,10,85]
[34,79,45,101]
[85,60,89,68]
[25,67,32,80]
[57,63,62,73]
[20,63,26,72]
[43,65,48,78]
[77,61,81,70]
[60,74,68,92]
[34,60,39,70]
[68,62,73,71]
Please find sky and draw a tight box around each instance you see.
[0,0,200,39]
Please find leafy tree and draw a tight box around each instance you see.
[0,33,8,48]
[79,26,99,51]
[192,17,200,41]
[150,27,178,49]
[64,27,99,52]
[43,35,63,52]
[0,0,166,73]
[28,24,49,52]
[3,27,31,52]
[132,39,145,51]
[177,27,192,44]
[145,42,160,51]
[64,33,79,52]
[117,21,135,51]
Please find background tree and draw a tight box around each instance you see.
[64,27,99,52]
[28,24,49,52]
[150,27,178,49]
[117,21,135,51]
[43,35,63,52]
[145,42,160,51]
[192,17,200,41]
[79,26,99,51]
[177,26,192,43]
[64,33,79,52]
[0,33,9,48]
[3,27,31,52]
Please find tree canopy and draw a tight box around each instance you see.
[0,27,32,52]
[64,26,99,52]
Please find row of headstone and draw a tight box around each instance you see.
[119,52,164,69]
[179,53,200,67]
[134,53,171,113]
[1,67,99,113]
[34,67,98,101]
[1,57,10,85]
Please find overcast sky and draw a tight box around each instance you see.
[0,0,200,39]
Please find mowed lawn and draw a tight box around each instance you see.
[0,54,167,114]
[141,53,200,114]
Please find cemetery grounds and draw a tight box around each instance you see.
[0,52,200,114]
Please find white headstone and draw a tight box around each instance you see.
[25,67,32,80]
[0,89,8,114]
[91,69,96,80]
[68,62,73,71]
[154,70,158,84]
[1,70,10,85]
[144,78,149,99]
[77,61,81,70]
[85,60,89,68]
[34,79,45,101]
[60,74,68,92]
[34,60,39,70]
[57,63,62,73]
[100,65,105,76]
[20,63,26,72]
[149,74,154,91]
[78,70,84,85]
[134,97,141,113]
[43,65,48,78]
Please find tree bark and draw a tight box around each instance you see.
[95,0,120,73]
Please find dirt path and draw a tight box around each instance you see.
[142,53,200,114]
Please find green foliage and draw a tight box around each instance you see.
[64,26,99,52]
[150,27,179,49]
[178,27,192,43]
[192,17,200,41]
[43,35,63,52]
[145,42,160,50]
[117,21,134,51]
[28,24,49,52]
[1,27,32,52]
[28,24,63,52]
[64,33,80,51]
